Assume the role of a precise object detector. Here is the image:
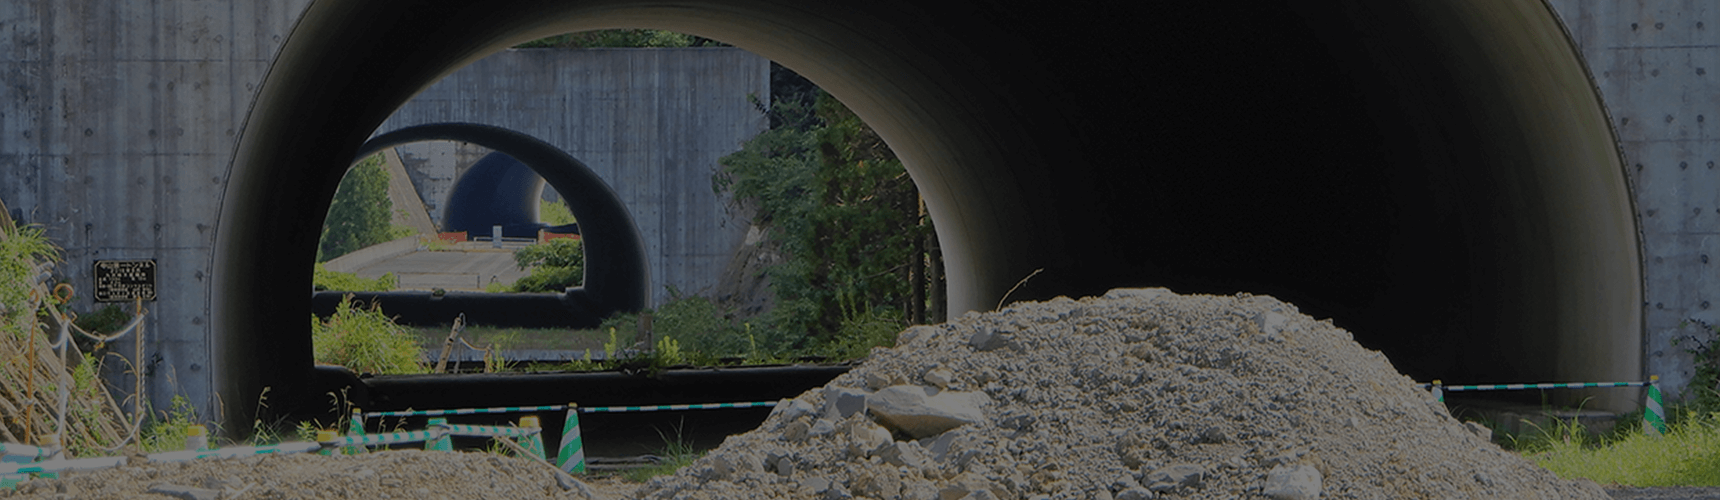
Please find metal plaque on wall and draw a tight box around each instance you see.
[93,259,156,302]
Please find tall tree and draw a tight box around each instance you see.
[715,90,937,348]
[318,153,401,262]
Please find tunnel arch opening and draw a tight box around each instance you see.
[216,0,1641,431]
[311,122,649,328]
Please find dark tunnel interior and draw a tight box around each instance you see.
[216,0,1640,432]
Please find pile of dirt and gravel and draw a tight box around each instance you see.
[7,289,1618,499]
[2,449,632,500]
[635,289,1610,499]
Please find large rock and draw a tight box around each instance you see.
[866,385,987,439]
[824,387,870,420]
[1263,464,1322,500]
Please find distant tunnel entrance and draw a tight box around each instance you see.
[441,151,579,239]
[216,0,1641,430]
[311,123,648,328]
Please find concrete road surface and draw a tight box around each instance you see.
[348,242,531,291]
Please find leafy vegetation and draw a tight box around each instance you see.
[540,199,577,226]
[140,395,201,453]
[1496,321,1720,485]
[1528,409,1720,486]
[712,89,932,357]
[319,153,414,262]
[311,295,425,375]
[623,425,705,482]
[312,263,398,292]
[0,219,56,339]
[505,239,585,293]
[514,29,727,49]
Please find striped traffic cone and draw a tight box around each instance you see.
[316,429,337,456]
[556,404,586,474]
[346,408,367,455]
[519,416,546,460]
[1644,375,1667,436]
[425,418,452,451]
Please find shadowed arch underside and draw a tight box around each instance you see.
[215,0,1640,432]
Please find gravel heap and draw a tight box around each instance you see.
[4,450,605,500]
[637,289,1609,499]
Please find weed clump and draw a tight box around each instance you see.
[311,295,425,375]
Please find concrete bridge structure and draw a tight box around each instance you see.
[0,1,1714,430]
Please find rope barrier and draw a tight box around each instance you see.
[1418,376,1667,437]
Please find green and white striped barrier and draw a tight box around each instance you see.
[1418,376,1667,436]
[0,444,53,461]
[433,423,541,440]
[355,400,777,473]
[364,405,565,419]
[332,429,451,449]
[147,443,322,463]
[578,401,779,413]
[425,418,453,451]
[362,401,777,419]
[0,456,125,475]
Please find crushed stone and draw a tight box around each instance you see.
[635,289,1610,499]
[1,449,615,500]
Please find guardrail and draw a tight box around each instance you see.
[1417,375,1667,436]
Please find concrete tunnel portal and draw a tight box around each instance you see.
[216,0,1641,431]
[312,123,649,328]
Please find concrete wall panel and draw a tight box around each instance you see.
[0,0,311,419]
[378,48,768,307]
[1552,0,1720,396]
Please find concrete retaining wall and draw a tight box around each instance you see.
[1550,1,1720,397]
[376,48,768,308]
[0,0,313,418]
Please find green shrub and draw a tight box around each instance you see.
[73,304,132,335]
[508,239,584,293]
[540,199,577,225]
[141,395,202,453]
[312,263,397,292]
[311,295,424,375]
[0,222,56,338]
[509,265,581,293]
[818,307,904,361]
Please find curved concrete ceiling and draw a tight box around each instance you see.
[215,0,1641,427]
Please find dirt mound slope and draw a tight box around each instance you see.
[5,450,604,500]
[637,289,1608,499]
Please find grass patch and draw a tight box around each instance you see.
[140,395,203,453]
[1532,410,1720,486]
[312,294,425,375]
[623,427,704,482]
[409,324,611,352]
[312,263,397,292]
